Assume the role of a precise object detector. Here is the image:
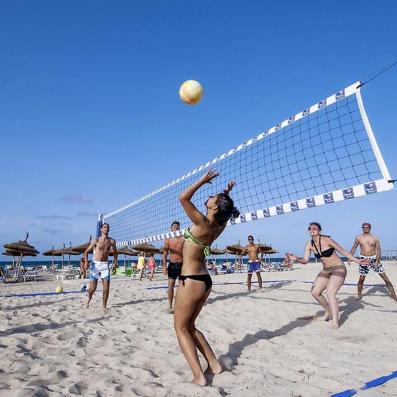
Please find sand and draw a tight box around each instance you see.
[1,262,397,396]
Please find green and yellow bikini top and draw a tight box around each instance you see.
[183,227,211,257]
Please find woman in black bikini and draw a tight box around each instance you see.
[287,222,367,329]
[174,169,239,385]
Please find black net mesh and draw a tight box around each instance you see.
[105,91,382,243]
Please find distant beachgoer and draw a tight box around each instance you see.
[287,222,367,329]
[350,222,397,301]
[175,169,239,385]
[79,258,88,279]
[84,223,117,311]
[147,254,156,281]
[282,253,294,271]
[162,221,184,313]
[137,253,145,281]
[241,235,263,291]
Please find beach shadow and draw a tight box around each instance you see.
[3,297,76,311]
[207,290,256,304]
[0,320,78,337]
[112,297,166,308]
[207,281,294,305]
[365,285,389,296]
[269,280,293,290]
[218,310,322,371]
[338,296,365,326]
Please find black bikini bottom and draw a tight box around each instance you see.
[179,274,212,292]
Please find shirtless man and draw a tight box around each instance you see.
[162,221,184,313]
[241,235,263,291]
[350,222,396,301]
[84,223,118,310]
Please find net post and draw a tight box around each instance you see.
[355,86,392,182]
[96,213,103,238]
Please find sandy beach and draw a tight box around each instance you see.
[1,262,397,396]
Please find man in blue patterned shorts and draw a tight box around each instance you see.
[350,222,396,301]
[242,235,263,291]
[84,223,118,311]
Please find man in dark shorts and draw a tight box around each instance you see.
[241,235,263,291]
[350,222,396,301]
[162,221,184,313]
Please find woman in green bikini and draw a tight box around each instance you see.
[174,169,239,386]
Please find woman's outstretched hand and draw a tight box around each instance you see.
[224,181,236,194]
[200,169,220,184]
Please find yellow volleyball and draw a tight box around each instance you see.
[55,285,64,293]
[179,80,203,105]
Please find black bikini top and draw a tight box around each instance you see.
[311,235,334,259]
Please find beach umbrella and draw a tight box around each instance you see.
[131,243,162,255]
[226,243,245,255]
[264,248,278,254]
[52,244,80,267]
[210,247,226,255]
[261,248,278,264]
[257,243,273,253]
[2,250,37,268]
[3,233,39,256]
[3,233,39,278]
[112,247,139,267]
[43,246,62,268]
[70,236,93,254]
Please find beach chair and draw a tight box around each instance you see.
[23,270,38,282]
[2,268,23,283]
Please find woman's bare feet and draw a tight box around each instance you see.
[205,359,223,375]
[323,313,332,322]
[192,374,207,386]
[328,321,339,329]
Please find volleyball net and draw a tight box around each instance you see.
[103,81,394,247]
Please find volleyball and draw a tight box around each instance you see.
[179,80,203,105]
[55,285,64,293]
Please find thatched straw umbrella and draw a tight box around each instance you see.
[52,243,80,267]
[226,243,245,255]
[3,233,39,254]
[210,247,226,256]
[262,248,278,263]
[131,243,162,255]
[3,233,39,280]
[70,236,92,254]
[257,243,273,253]
[113,247,139,267]
[43,246,62,268]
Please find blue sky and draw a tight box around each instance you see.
[1,1,397,259]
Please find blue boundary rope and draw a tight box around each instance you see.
[3,290,86,298]
[331,370,397,396]
[1,280,387,296]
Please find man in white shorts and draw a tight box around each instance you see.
[350,222,396,301]
[84,223,118,310]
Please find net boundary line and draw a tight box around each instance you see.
[104,81,361,220]
[115,178,393,247]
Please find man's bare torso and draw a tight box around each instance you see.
[167,237,184,263]
[94,236,114,262]
[357,233,378,256]
[245,244,260,261]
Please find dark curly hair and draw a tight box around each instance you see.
[308,222,322,231]
[214,193,240,225]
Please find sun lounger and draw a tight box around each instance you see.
[23,270,38,282]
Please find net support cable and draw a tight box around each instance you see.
[102,81,394,247]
